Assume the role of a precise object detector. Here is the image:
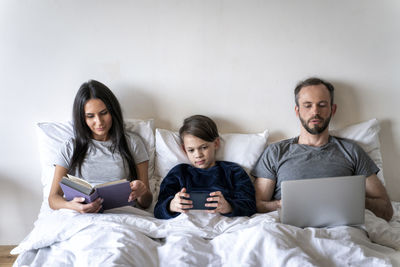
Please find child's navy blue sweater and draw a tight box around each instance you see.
[154,161,256,219]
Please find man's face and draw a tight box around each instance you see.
[295,84,336,135]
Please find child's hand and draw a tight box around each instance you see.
[169,188,193,213]
[205,191,232,214]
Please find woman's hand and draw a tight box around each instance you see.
[169,188,193,213]
[68,197,103,213]
[49,165,104,213]
[205,191,232,214]
[129,180,149,202]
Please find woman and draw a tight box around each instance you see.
[48,80,152,212]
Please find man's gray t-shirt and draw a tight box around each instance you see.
[251,136,379,200]
[55,132,149,186]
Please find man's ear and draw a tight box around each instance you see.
[214,137,220,149]
[295,105,300,117]
[331,103,337,116]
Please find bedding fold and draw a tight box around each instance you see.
[12,203,400,267]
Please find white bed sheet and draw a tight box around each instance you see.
[12,202,400,267]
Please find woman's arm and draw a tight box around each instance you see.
[48,165,103,213]
[129,160,153,209]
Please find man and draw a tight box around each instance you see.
[251,77,393,221]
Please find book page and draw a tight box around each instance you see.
[95,179,128,188]
[66,174,93,189]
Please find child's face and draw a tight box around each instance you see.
[182,134,220,169]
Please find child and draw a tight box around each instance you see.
[154,115,256,219]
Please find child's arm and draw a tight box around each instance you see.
[154,165,189,219]
[210,163,257,217]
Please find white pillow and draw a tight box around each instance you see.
[155,128,269,179]
[330,118,385,185]
[36,119,155,199]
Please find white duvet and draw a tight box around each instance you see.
[12,202,400,267]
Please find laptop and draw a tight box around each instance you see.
[280,175,365,228]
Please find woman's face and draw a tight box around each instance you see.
[182,134,220,169]
[84,99,112,141]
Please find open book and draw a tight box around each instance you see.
[59,174,134,210]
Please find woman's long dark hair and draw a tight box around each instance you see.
[69,80,137,181]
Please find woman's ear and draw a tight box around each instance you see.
[214,137,220,149]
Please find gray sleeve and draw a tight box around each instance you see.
[54,138,75,170]
[127,132,149,164]
[351,142,380,177]
[250,144,278,180]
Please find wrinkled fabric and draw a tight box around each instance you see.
[12,203,400,267]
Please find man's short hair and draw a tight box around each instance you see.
[294,77,335,106]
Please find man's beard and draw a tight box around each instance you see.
[299,114,332,135]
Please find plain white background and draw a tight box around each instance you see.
[0,0,399,244]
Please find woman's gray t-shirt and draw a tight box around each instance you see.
[55,132,149,186]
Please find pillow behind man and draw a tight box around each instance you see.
[330,118,385,185]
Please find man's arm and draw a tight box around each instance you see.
[254,177,281,213]
[365,174,393,221]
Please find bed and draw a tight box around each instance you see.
[11,119,400,266]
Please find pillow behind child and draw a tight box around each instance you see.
[36,119,155,200]
[155,128,269,179]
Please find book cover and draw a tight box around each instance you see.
[96,181,133,210]
[59,182,99,204]
[59,177,134,210]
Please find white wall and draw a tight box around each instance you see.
[1,0,399,244]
